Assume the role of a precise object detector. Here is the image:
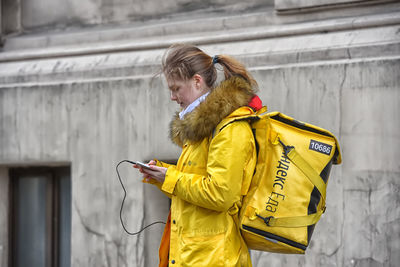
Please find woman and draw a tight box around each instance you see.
[137,44,263,267]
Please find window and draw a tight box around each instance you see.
[9,166,71,267]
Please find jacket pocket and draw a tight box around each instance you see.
[181,232,225,267]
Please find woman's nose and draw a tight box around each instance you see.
[170,91,177,101]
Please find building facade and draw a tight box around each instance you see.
[0,0,399,266]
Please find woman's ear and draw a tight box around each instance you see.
[192,74,204,91]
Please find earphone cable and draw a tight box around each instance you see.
[116,160,166,235]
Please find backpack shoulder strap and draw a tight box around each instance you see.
[212,106,267,139]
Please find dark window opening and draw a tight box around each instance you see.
[9,166,71,267]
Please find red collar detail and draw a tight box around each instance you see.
[248,95,263,111]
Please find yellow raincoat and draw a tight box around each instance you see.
[153,77,259,267]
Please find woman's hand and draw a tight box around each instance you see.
[134,160,167,184]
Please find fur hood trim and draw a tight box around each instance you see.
[170,77,255,146]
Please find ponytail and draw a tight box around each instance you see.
[215,55,258,90]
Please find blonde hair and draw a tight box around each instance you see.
[162,43,258,89]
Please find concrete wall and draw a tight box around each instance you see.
[275,0,381,11]
[0,1,399,266]
[2,0,268,33]
[0,76,177,266]
[249,58,400,267]
[0,167,8,267]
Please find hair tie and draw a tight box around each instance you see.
[212,55,219,65]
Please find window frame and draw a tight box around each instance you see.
[9,166,70,267]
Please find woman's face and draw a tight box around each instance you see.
[167,75,206,110]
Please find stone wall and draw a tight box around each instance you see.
[0,1,399,266]
[2,0,268,33]
[249,57,400,267]
[0,168,8,267]
[275,0,388,11]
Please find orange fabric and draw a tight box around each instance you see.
[159,211,171,267]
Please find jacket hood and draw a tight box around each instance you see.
[170,77,256,146]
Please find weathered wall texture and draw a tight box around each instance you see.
[0,76,177,266]
[0,0,399,266]
[275,0,378,11]
[0,168,8,267]
[2,0,267,33]
[249,58,400,267]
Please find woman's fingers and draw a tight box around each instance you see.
[141,166,167,183]
[132,160,166,183]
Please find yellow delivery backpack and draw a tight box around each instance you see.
[238,107,342,254]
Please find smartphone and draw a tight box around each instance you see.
[134,161,152,170]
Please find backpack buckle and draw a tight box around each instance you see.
[256,214,274,226]
[278,138,294,156]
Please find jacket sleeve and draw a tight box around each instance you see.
[161,121,256,212]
